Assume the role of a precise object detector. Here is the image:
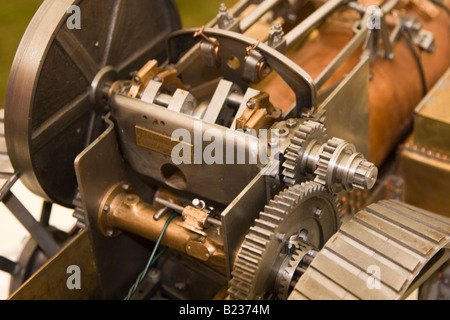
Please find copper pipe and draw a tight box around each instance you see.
[98,183,225,268]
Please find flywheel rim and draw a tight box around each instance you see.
[5,0,181,206]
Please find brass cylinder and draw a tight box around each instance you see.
[98,183,225,268]
[262,4,450,166]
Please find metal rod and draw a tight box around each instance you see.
[3,191,60,258]
[154,93,172,107]
[206,216,222,227]
[240,0,282,32]
[226,92,244,108]
[315,26,368,89]
[154,197,184,213]
[0,256,17,275]
[40,201,53,227]
[0,171,20,202]
[205,0,254,28]
[230,0,255,18]
[381,0,399,14]
[153,206,171,221]
[285,0,348,48]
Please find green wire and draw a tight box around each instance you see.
[124,212,179,300]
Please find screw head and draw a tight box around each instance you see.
[132,76,141,85]
[314,208,322,219]
[286,118,297,128]
[246,100,256,109]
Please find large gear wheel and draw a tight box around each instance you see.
[282,120,327,186]
[228,181,341,300]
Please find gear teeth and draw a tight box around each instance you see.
[352,160,378,190]
[255,218,278,232]
[283,154,297,165]
[281,120,327,186]
[276,244,314,299]
[241,243,264,257]
[228,181,340,300]
[245,234,269,249]
[271,197,291,211]
[259,212,282,225]
[314,167,328,186]
[264,205,285,217]
[249,226,273,240]
[314,138,340,188]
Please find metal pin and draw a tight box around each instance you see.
[153,206,171,221]
[246,39,261,56]
[194,26,220,46]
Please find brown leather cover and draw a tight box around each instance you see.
[262,5,450,166]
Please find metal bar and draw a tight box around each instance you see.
[3,191,60,258]
[206,216,222,227]
[226,92,244,108]
[153,206,170,221]
[154,197,184,213]
[40,201,53,227]
[0,256,17,275]
[285,0,348,48]
[315,27,368,89]
[55,27,99,81]
[205,0,253,28]
[381,0,399,13]
[31,92,91,152]
[240,0,282,32]
[0,171,20,202]
[380,16,394,60]
[230,0,256,16]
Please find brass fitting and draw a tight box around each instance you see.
[98,183,225,267]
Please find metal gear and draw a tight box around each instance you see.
[314,137,378,193]
[228,181,341,300]
[314,137,347,188]
[282,120,327,186]
[274,241,317,299]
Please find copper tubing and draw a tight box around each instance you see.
[98,183,225,268]
[262,4,450,166]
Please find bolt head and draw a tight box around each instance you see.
[246,100,256,109]
[132,76,141,85]
[314,208,322,218]
[286,118,297,128]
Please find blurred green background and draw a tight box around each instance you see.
[0,0,237,108]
